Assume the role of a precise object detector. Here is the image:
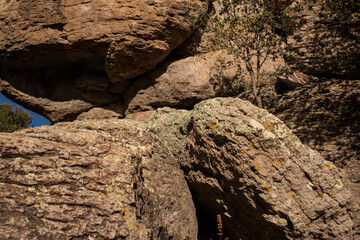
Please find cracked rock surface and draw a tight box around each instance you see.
[0,0,205,122]
[0,119,197,240]
[148,97,355,240]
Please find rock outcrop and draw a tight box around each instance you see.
[0,0,206,122]
[148,98,355,240]
[273,78,360,237]
[286,1,360,79]
[0,119,197,239]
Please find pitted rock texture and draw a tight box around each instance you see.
[0,120,197,240]
[124,52,237,115]
[286,1,360,79]
[148,98,355,240]
[272,78,360,237]
[0,0,205,122]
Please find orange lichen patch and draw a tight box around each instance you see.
[266,186,273,192]
[265,122,274,131]
[65,177,70,182]
[124,209,129,215]
[101,126,110,130]
[320,191,324,195]
[256,165,261,170]
[209,123,217,130]
[293,115,303,121]
[11,186,17,190]
[276,158,282,164]
[253,161,258,165]
[331,191,335,195]
[325,164,331,170]
[242,151,246,154]
[287,192,292,197]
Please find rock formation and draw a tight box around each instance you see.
[0,0,206,122]
[148,98,355,240]
[286,0,360,79]
[273,78,360,237]
[0,0,359,239]
[0,119,197,239]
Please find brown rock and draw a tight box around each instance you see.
[272,78,360,237]
[148,98,355,240]
[0,0,206,122]
[0,119,197,239]
[286,0,360,78]
[76,107,122,121]
[124,52,237,115]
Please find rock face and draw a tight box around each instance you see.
[273,78,360,237]
[124,52,237,116]
[148,98,355,240]
[0,120,197,239]
[286,1,360,79]
[0,0,205,122]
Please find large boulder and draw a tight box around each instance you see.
[124,52,237,116]
[0,119,197,239]
[272,78,360,237]
[0,0,205,122]
[148,98,355,240]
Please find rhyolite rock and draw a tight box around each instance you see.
[0,119,197,240]
[286,0,360,79]
[148,97,355,240]
[0,0,206,122]
[272,78,360,238]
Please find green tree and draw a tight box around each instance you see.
[0,103,33,132]
[202,0,283,107]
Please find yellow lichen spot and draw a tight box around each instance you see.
[124,209,129,215]
[288,192,292,197]
[354,204,359,208]
[65,177,69,182]
[256,165,261,170]
[265,122,274,131]
[246,182,250,185]
[242,151,246,154]
[266,186,273,192]
[209,123,217,130]
[276,158,282,164]
[320,191,323,195]
[271,166,275,169]
[325,164,331,170]
[253,161,258,165]
[331,191,335,195]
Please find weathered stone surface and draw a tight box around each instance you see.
[0,0,205,122]
[0,119,197,239]
[76,107,122,121]
[148,97,355,240]
[286,1,360,79]
[124,52,237,115]
[272,78,360,237]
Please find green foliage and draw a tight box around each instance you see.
[200,0,284,107]
[0,103,32,133]
[320,0,360,22]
